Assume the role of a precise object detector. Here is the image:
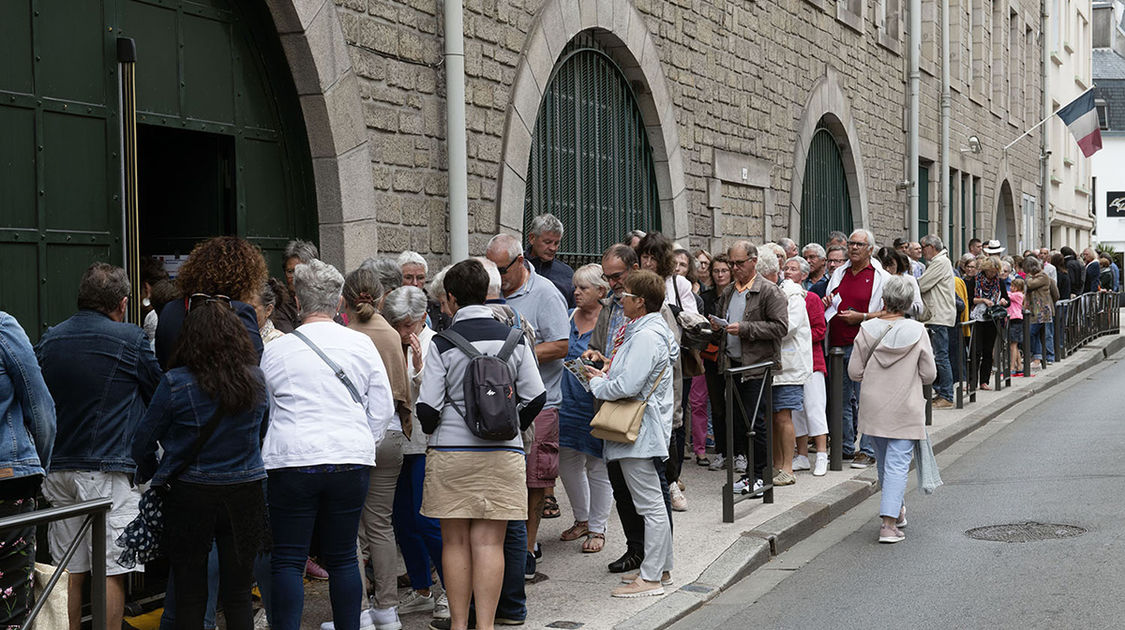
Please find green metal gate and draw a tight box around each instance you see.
[523,33,660,268]
[0,0,315,339]
[799,126,853,246]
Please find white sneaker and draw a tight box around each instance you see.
[812,453,828,477]
[253,609,270,630]
[320,608,381,630]
[708,454,726,471]
[669,482,688,511]
[792,455,811,471]
[432,593,449,619]
[397,590,435,614]
[734,454,748,474]
[732,476,764,495]
[369,607,402,630]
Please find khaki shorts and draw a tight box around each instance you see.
[42,471,142,575]
[421,450,527,521]
[526,407,559,489]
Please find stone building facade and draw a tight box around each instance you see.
[278,0,1046,268]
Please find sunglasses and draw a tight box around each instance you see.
[497,256,522,274]
[188,293,233,311]
[619,291,641,299]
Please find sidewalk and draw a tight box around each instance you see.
[299,324,1124,630]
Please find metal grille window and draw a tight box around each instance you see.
[524,34,660,268]
[799,126,853,246]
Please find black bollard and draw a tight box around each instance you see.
[828,347,844,472]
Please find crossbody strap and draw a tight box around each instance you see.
[860,321,897,368]
[292,329,363,405]
[164,405,225,487]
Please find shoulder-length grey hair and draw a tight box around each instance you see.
[382,286,429,326]
[882,275,915,314]
[294,259,344,317]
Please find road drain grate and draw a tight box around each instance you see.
[965,522,1087,543]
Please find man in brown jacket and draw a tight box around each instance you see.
[710,240,788,491]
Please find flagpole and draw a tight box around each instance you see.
[1002,85,1096,152]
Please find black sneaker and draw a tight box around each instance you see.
[524,550,536,580]
[533,542,542,560]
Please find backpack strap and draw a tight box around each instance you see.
[436,328,482,359]
[495,327,523,363]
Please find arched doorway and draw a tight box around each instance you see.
[522,33,661,268]
[996,181,1018,253]
[0,0,316,338]
[799,125,854,246]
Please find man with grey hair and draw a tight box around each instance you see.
[485,233,569,578]
[711,240,788,490]
[822,228,890,468]
[801,243,827,289]
[1082,247,1101,293]
[275,239,320,333]
[1036,247,1058,284]
[622,229,646,249]
[525,213,575,308]
[362,258,403,293]
[36,263,161,630]
[918,234,955,409]
[777,238,799,260]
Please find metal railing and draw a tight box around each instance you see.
[721,360,773,523]
[1054,291,1121,359]
[0,498,112,630]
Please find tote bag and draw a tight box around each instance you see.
[590,365,667,443]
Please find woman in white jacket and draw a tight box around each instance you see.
[757,250,811,487]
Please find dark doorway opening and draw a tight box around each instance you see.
[138,124,235,257]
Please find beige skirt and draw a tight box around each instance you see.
[421,449,527,521]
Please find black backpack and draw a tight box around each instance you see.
[437,327,523,441]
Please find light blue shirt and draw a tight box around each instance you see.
[506,262,570,408]
[725,285,749,359]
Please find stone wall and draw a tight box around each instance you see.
[328,0,1043,263]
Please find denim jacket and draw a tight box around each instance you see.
[35,310,162,473]
[132,367,267,487]
[0,313,56,479]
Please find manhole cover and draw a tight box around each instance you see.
[965,522,1086,543]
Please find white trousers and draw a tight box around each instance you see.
[792,371,828,437]
[618,457,673,582]
[557,447,612,534]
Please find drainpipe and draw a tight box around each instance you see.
[445,0,469,262]
[908,0,922,240]
[941,0,952,247]
[1040,0,1051,248]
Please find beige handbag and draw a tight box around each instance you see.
[590,365,667,443]
[31,562,68,630]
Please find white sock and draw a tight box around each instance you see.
[816,452,828,461]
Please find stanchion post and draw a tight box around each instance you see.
[828,347,844,472]
[956,321,965,409]
[994,318,1003,391]
[723,370,734,523]
[968,320,979,403]
[1022,308,1032,376]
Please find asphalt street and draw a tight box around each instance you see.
[671,353,1125,630]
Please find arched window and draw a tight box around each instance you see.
[799,125,853,246]
[524,34,660,267]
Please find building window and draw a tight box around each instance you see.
[1052,0,1062,51]
[992,2,1007,109]
[800,125,854,245]
[1097,100,1109,130]
[923,0,938,68]
[877,0,902,51]
[524,33,661,268]
[837,0,864,33]
[1009,10,1022,124]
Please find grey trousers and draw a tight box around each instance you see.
[618,457,674,582]
[359,431,405,609]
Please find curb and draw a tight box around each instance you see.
[616,332,1125,630]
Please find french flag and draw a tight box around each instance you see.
[1057,90,1102,158]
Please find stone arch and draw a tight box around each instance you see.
[264,0,378,271]
[789,68,870,240]
[496,0,688,241]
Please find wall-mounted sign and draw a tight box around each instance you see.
[1108,191,1125,218]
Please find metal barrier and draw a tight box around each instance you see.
[1054,292,1121,358]
[0,498,112,630]
[827,348,844,470]
[722,360,773,523]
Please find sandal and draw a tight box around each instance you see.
[560,521,589,541]
[582,532,605,553]
[696,455,711,466]
[541,495,561,519]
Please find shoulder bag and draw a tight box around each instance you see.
[292,329,363,404]
[115,405,225,568]
[590,364,667,443]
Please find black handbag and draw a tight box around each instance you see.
[115,406,225,568]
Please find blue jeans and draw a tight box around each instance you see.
[1029,321,1055,361]
[838,345,859,458]
[392,454,443,591]
[871,437,915,518]
[929,325,954,402]
[498,520,527,621]
[268,467,370,630]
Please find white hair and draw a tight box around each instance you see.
[284,239,319,264]
[573,263,609,295]
[920,234,945,251]
[802,243,826,259]
[427,265,452,302]
[473,256,503,298]
[756,249,780,276]
[486,233,522,262]
[529,214,564,238]
[381,286,429,325]
[294,259,343,316]
[397,250,428,274]
[849,228,876,251]
[788,255,811,277]
[881,276,915,314]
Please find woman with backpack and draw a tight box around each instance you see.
[415,259,546,630]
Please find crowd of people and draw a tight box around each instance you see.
[0,215,1117,630]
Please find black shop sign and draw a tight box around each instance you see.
[1109,191,1125,217]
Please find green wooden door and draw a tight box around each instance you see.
[524,34,661,268]
[0,0,314,339]
[799,127,853,246]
